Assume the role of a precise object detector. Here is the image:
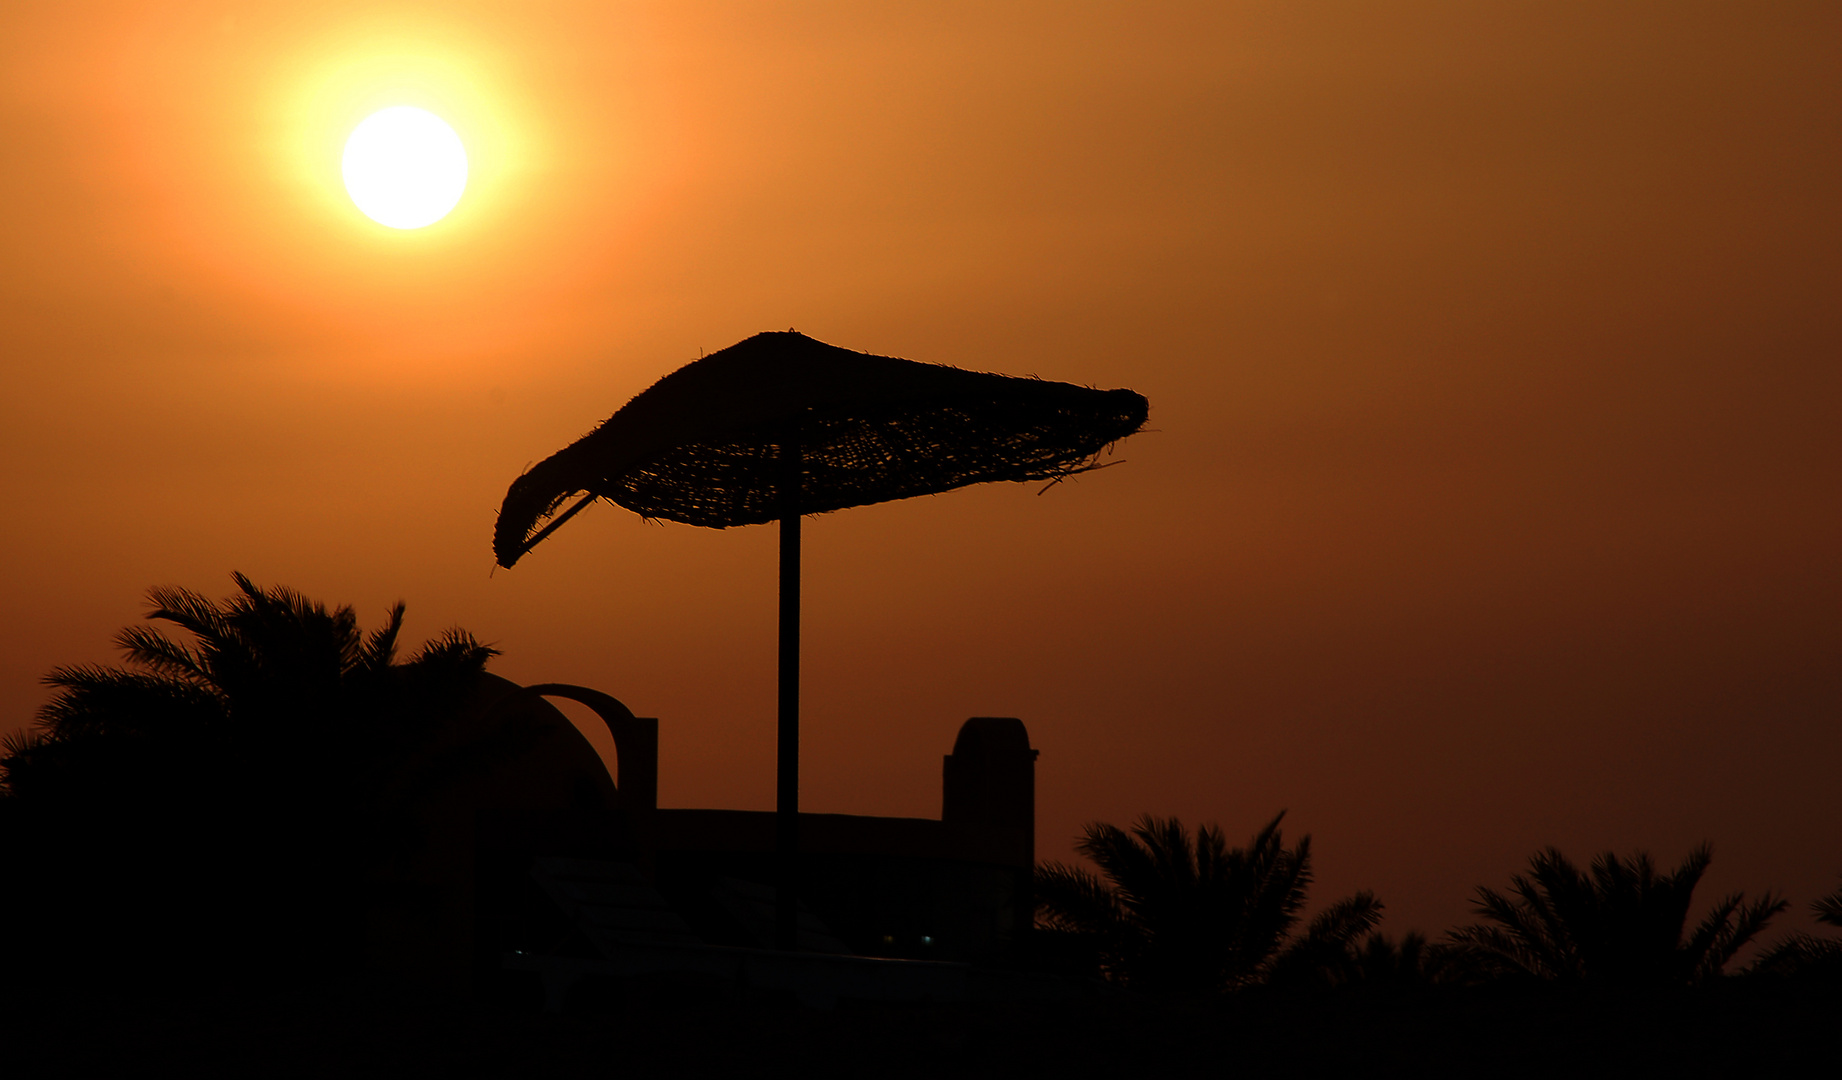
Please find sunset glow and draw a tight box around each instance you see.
[341,106,468,228]
[2,3,1838,970]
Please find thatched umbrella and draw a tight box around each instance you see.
[494,330,1148,948]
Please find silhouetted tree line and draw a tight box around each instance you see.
[7,575,1840,1002]
[0,574,497,982]
[1035,815,1842,994]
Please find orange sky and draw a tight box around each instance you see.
[3,1,1838,942]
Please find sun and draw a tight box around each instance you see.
[342,106,468,229]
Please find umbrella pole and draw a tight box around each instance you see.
[776,437,801,951]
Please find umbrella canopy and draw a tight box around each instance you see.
[494,331,1148,565]
[492,330,1147,952]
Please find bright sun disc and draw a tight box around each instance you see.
[342,106,468,229]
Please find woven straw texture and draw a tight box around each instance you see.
[494,331,1148,567]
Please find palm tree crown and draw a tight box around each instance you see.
[1752,874,1842,977]
[3,572,495,809]
[1035,812,1382,993]
[0,574,498,972]
[1816,879,1842,930]
[1447,845,1785,986]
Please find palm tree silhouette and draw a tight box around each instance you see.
[1752,874,1842,977]
[1446,846,1785,986]
[1035,812,1381,993]
[5,572,495,827]
[1281,930,1459,989]
[1816,879,1842,929]
[0,573,497,971]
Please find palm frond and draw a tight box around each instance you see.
[1076,820,1160,922]
[1303,891,1385,948]
[1266,891,1385,988]
[1349,931,1458,986]
[407,627,500,670]
[360,601,407,674]
[1131,814,1199,894]
[113,625,210,683]
[143,583,229,644]
[1749,932,1842,977]
[1042,810,1356,993]
[1813,879,1842,928]
[0,728,52,796]
[1456,843,1781,986]
[1693,891,1787,982]
[1681,891,1744,976]
[1035,860,1127,935]
[1230,813,1310,969]
[38,666,227,738]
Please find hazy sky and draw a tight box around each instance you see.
[3,1,1837,941]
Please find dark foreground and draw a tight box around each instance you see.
[3,973,1834,1078]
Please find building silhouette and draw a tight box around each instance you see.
[365,675,1038,999]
